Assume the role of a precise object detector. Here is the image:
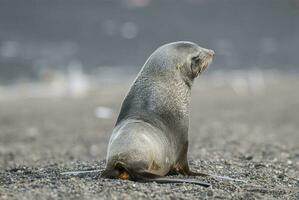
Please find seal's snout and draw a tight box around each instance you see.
[208,49,215,57]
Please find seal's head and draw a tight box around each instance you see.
[142,41,214,87]
[171,41,214,79]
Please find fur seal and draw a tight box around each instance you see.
[61,41,245,186]
[101,41,214,186]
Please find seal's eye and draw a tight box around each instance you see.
[191,56,200,63]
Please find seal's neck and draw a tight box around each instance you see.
[116,74,191,133]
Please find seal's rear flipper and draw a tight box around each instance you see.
[102,163,211,187]
[61,169,210,187]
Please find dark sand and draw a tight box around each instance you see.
[0,72,298,199]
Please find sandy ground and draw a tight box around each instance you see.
[0,72,299,199]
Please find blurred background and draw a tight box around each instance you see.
[0,0,298,155]
[0,0,298,86]
[1,1,299,198]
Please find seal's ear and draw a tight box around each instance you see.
[190,55,201,77]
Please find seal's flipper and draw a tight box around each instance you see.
[101,161,130,179]
[101,162,211,187]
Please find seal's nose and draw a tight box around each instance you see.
[208,50,215,57]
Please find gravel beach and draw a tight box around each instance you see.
[0,71,298,199]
